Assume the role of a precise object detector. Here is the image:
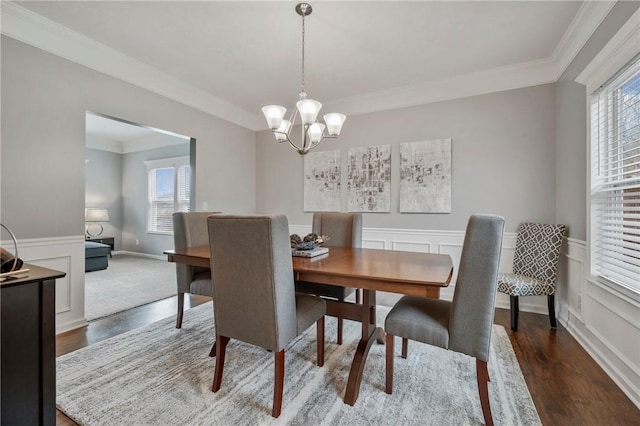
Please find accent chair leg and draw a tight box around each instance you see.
[317,317,325,367]
[176,292,185,329]
[510,296,519,332]
[212,335,230,392]
[385,333,394,394]
[272,349,285,418]
[548,294,557,329]
[401,338,408,359]
[476,359,493,426]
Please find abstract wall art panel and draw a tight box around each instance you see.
[303,150,341,212]
[399,138,452,213]
[347,144,391,212]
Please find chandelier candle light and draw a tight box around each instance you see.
[262,3,346,156]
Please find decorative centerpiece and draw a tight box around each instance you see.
[290,233,330,257]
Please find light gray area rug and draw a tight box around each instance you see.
[57,303,541,425]
[84,254,176,321]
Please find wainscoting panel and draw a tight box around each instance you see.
[559,238,640,408]
[9,236,87,334]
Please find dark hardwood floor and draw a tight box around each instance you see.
[56,298,639,425]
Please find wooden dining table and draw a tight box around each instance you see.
[165,246,453,406]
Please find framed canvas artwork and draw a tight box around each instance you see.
[303,150,341,212]
[347,144,391,212]
[399,138,452,213]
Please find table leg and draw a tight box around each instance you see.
[343,289,385,406]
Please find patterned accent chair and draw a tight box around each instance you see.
[384,215,505,426]
[295,212,362,345]
[207,214,326,418]
[498,222,566,331]
[172,212,218,329]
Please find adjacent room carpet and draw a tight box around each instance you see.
[84,254,176,321]
[57,302,540,425]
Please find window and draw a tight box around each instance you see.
[590,55,640,293]
[146,156,191,234]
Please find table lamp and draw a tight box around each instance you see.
[85,208,110,238]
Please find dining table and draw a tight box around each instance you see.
[165,245,453,405]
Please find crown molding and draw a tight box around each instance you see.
[0,1,259,131]
[551,1,617,79]
[576,7,640,93]
[2,1,617,133]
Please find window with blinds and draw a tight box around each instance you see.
[146,156,191,234]
[590,55,640,293]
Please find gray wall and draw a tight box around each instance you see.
[85,148,123,249]
[256,84,557,233]
[1,36,256,241]
[121,143,190,254]
[555,1,640,241]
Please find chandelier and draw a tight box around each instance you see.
[262,3,346,156]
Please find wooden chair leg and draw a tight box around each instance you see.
[272,349,285,418]
[337,317,343,346]
[510,295,519,332]
[176,292,185,329]
[212,335,230,392]
[317,317,325,367]
[476,359,493,426]
[548,294,557,329]
[385,333,394,394]
[401,338,408,359]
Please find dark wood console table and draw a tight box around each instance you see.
[1,264,66,426]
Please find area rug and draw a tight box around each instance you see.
[84,254,176,321]
[57,303,541,425]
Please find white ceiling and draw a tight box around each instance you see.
[86,113,189,154]
[4,1,616,131]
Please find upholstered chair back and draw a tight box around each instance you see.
[449,215,505,362]
[312,213,362,248]
[512,223,566,288]
[208,215,297,352]
[173,212,218,292]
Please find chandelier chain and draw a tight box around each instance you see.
[301,11,306,97]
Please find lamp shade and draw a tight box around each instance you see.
[262,105,286,130]
[274,120,292,141]
[308,123,326,143]
[85,208,110,222]
[323,113,346,136]
[296,99,322,125]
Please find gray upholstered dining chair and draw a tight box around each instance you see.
[207,214,326,418]
[295,212,362,345]
[172,211,217,328]
[497,222,566,331]
[385,215,505,426]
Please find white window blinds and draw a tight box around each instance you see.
[590,55,640,292]
[146,156,191,234]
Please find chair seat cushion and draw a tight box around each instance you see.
[295,281,355,300]
[189,271,213,297]
[497,273,555,296]
[295,293,326,334]
[385,296,450,349]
